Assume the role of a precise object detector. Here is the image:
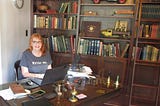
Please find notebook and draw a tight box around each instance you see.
[30,65,67,86]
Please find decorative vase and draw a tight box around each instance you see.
[37,3,49,13]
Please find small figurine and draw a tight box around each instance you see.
[69,87,78,102]
[107,76,111,88]
[115,75,119,88]
[57,84,62,96]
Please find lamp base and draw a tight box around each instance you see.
[69,97,78,103]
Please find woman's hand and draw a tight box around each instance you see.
[35,74,44,79]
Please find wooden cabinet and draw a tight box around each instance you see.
[51,52,127,85]
[129,0,160,105]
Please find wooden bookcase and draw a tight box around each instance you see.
[129,0,160,106]
[31,0,79,34]
[76,0,138,89]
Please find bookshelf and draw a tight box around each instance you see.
[31,0,79,42]
[77,0,138,89]
[129,0,160,106]
[30,0,80,64]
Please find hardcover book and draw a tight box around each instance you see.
[121,43,130,58]
[10,83,26,94]
[82,21,101,37]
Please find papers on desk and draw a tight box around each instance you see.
[0,87,30,100]
[67,66,96,78]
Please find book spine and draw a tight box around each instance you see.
[136,47,142,60]
[145,45,152,61]
[87,40,92,55]
[141,46,147,60]
[61,35,67,52]
[67,2,71,13]
[34,15,37,28]
[151,47,159,62]
[95,40,100,56]
[143,25,150,38]
[59,3,64,13]
[121,44,130,58]
[65,37,71,52]
[99,41,103,56]
[151,24,158,38]
[49,36,54,52]
[90,40,95,55]
[70,35,75,54]
[108,44,113,57]
[72,1,78,14]
[84,39,89,55]
[78,38,84,54]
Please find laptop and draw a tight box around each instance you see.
[30,65,68,86]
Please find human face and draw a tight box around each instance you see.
[31,38,42,51]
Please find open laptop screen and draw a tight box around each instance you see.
[31,65,68,86]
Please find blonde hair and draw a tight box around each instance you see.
[27,33,46,55]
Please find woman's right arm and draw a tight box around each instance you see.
[21,66,44,79]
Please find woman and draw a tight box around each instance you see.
[20,33,52,79]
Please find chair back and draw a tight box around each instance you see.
[14,60,24,80]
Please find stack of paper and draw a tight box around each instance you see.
[67,66,95,78]
[0,83,30,100]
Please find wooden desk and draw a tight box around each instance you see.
[50,84,122,106]
[4,78,121,106]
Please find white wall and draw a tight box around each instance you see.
[0,0,30,84]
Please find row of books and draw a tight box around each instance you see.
[102,43,129,58]
[141,4,160,19]
[77,39,101,56]
[44,36,130,58]
[133,45,160,62]
[45,35,76,53]
[139,23,160,38]
[59,1,78,14]
[34,15,77,30]
[77,38,129,58]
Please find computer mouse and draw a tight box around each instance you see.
[26,80,33,86]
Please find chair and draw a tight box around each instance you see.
[14,60,24,81]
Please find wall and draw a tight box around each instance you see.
[0,0,30,84]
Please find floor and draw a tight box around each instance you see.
[93,93,157,106]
